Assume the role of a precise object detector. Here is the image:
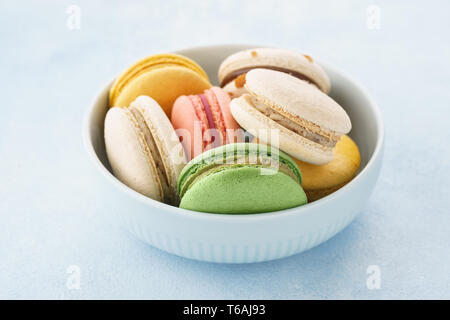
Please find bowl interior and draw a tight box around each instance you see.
[86,45,380,206]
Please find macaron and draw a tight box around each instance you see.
[104,95,186,205]
[296,135,361,201]
[230,69,352,165]
[219,48,330,98]
[178,143,307,214]
[109,53,211,117]
[171,87,243,160]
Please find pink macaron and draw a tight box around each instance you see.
[171,87,243,160]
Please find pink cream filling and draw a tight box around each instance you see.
[198,93,227,148]
[199,94,216,131]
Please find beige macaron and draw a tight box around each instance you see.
[104,96,186,205]
[219,48,330,98]
[230,69,351,164]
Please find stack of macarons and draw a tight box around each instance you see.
[104,48,361,214]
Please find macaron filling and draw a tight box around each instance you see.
[128,106,171,202]
[199,94,216,131]
[246,94,339,150]
[190,90,228,149]
[220,66,320,90]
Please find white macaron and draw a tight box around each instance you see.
[104,96,186,204]
[230,69,351,164]
[219,48,331,98]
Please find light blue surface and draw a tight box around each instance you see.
[1,0,449,299]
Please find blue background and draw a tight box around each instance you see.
[1,0,449,299]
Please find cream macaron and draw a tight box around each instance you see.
[219,48,330,98]
[104,96,186,205]
[230,69,351,164]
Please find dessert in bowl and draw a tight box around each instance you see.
[83,44,384,263]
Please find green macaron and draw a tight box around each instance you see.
[178,143,307,214]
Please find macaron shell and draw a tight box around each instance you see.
[112,66,211,117]
[177,142,303,197]
[104,107,163,201]
[110,54,210,109]
[171,95,209,160]
[130,96,187,203]
[218,48,330,93]
[230,94,333,164]
[245,69,351,134]
[179,166,307,214]
[295,135,361,201]
[222,79,248,99]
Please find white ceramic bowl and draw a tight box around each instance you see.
[83,45,384,263]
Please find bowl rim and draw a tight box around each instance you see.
[82,44,384,222]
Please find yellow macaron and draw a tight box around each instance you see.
[109,53,211,117]
[295,135,361,201]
